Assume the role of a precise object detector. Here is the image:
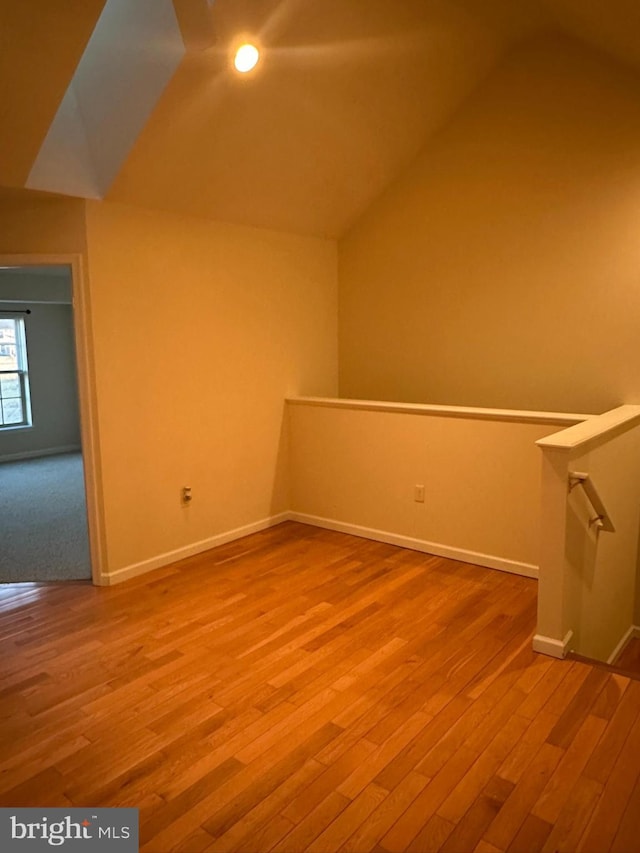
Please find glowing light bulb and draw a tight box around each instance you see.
[234,43,259,73]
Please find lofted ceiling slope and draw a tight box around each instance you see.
[1,1,640,238]
[539,0,640,76]
[0,0,106,189]
[107,0,550,237]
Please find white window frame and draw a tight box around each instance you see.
[0,315,32,429]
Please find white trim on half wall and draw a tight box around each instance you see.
[287,511,539,579]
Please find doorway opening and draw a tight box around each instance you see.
[0,263,92,582]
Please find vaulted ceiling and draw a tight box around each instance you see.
[1,0,639,237]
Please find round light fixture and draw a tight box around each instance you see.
[234,43,260,73]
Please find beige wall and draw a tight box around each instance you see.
[288,399,568,573]
[0,195,87,256]
[339,36,640,414]
[84,201,338,576]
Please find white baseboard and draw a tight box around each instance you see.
[102,510,541,587]
[0,444,81,463]
[533,629,574,659]
[607,624,640,665]
[102,513,291,586]
[287,512,538,579]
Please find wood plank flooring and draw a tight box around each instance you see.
[614,638,640,679]
[1,521,640,852]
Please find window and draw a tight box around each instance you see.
[0,316,31,428]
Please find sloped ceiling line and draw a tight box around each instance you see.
[1,0,640,238]
[26,0,185,200]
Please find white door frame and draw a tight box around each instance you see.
[0,252,107,585]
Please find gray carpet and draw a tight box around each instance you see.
[0,452,91,582]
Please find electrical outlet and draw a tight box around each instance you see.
[414,484,425,503]
[182,486,192,504]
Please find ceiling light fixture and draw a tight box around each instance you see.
[234,43,260,73]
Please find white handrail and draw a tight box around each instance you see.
[568,471,615,533]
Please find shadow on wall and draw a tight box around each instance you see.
[564,498,598,655]
[270,404,291,518]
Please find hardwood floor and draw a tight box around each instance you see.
[1,521,639,852]
[614,638,640,679]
